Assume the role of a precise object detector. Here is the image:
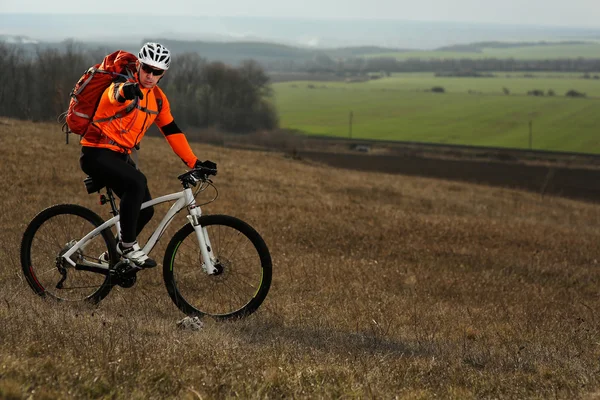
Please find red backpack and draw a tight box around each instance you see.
[61,50,138,143]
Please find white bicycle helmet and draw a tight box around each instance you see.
[138,42,171,70]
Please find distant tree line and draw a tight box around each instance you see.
[434,71,495,77]
[435,40,590,52]
[0,43,278,132]
[267,55,600,75]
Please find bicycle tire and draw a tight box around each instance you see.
[20,204,118,303]
[163,214,272,320]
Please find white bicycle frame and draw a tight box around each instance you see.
[60,185,218,274]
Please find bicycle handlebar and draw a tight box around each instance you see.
[177,166,217,187]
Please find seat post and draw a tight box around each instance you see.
[105,188,119,217]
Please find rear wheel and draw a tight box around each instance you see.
[163,215,272,320]
[20,204,117,303]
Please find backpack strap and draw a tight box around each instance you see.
[71,67,123,99]
[91,86,162,124]
[79,69,137,124]
[92,97,140,124]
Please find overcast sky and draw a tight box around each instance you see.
[1,0,599,28]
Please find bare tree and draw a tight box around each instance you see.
[0,44,278,133]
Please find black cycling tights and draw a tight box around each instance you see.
[80,147,154,244]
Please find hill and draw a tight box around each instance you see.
[143,38,406,65]
[129,38,600,62]
[2,119,600,398]
[366,40,600,60]
[437,40,595,52]
[156,39,600,64]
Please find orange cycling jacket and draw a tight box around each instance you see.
[81,76,198,168]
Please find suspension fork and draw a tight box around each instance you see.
[186,202,217,275]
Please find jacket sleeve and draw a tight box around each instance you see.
[158,119,199,168]
[154,88,199,168]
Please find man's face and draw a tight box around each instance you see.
[138,62,165,89]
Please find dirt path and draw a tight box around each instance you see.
[297,149,600,203]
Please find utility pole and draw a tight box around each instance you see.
[529,120,533,150]
[349,111,353,139]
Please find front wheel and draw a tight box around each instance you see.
[163,215,272,320]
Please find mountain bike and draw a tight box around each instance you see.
[20,166,272,320]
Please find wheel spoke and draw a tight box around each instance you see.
[165,215,271,319]
[22,205,114,303]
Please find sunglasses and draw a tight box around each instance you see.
[140,63,165,76]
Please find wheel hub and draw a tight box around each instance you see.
[57,240,82,267]
[212,261,224,275]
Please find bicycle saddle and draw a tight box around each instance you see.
[83,176,106,194]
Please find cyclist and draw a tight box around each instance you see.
[79,42,216,269]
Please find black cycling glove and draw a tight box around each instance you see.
[121,82,144,101]
[194,159,217,175]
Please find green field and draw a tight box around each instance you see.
[366,43,600,60]
[272,73,600,153]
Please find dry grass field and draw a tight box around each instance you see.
[2,118,600,399]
